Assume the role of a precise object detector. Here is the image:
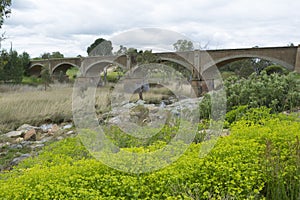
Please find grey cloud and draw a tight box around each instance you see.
[12,0,37,10]
[1,0,300,57]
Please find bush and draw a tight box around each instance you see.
[264,65,289,75]
[0,109,299,199]
[225,71,300,112]
[66,67,79,82]
[22,76,42,86]
[200,72,300,120]
[101,71,123,83]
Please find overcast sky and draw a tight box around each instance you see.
[1,0,300,57]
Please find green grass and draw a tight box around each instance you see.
[21,76,42,86]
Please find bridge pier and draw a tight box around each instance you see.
[190,51,202,97]
[295,45,300,73]
[126,55,131,70]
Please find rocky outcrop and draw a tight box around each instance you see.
[104,97,203,128]
[0,122,75,171]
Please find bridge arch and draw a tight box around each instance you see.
[159,57,194,73]
[204,54,295,72]
[28,63,44,77]
[85,60,126,77]
[52,62,79,74]
[52,62,79,82]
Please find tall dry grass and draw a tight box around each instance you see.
[0,83,187,133]
[0,85,73,132]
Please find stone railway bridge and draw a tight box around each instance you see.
[29,45,300,95]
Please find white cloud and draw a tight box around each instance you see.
[1,0,299,57]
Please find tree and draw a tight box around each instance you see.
[41,52,51,59]
[0,49,31,83]
[51,51,64,58]
[136,50,159,64]
[66,67,79,82]
[19,52,30,76]
[41,52,64,59]
[115,45,127,55]
[41,66,51,90]
[0,49,23,83]
[87,38,113,56]
[125,48,139,65]
[7,49,23,83]
[173,39,194,52]
[221,58,274,78]
[0,0,11,28]
[0,49,9,82]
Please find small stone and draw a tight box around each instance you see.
[136,100,146,105]
[30,144,45,150]
[24,129,36,141]
[9,144,23,149]
[47,132,54,136]
[10,154,31,166]
[39,136,53,143]
[63,124,72,130]
[65,130,75,135]
[20,141,33,147]
[4,130,24,138]
[17,124,39,131]
[56,136,64,141]
[15,137,24,143]
[40,124,53,132]
[51,124,60,133]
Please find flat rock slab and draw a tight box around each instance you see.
[4,130,25,138]
[17,124,40,131]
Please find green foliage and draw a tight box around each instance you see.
[40,51,64,59]
[136,50,160,64]
[173,39,194,52]
[0,0,11,28]
[21,76,42,86]
[225,105,249,124]
[199,93,212,119]
[221,59,273,77]
[41,66,51,90]
[0,111,299,199]
[264,64,289,75]
[66,67,79,81]
[221,71,237,80]
[231,113,300,200]
[0,50,30,83]
[225,71,300,112]
[0,49,24,83]
[115,45,127,55]
[102,123,179,148]
[19,51,31,76]
[87,38,113,56]
[101,71,123,83]
[200,72,300,120]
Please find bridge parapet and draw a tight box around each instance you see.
[29,46,300,79]
[295,45,300,73]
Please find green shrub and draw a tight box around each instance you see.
[264,65,289,75]
[0,110,299,199]
[101,71,123,83]
[22,76,42,85]
[225,71,300,112]
[66,67,79,82]
[200,72,300,120]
